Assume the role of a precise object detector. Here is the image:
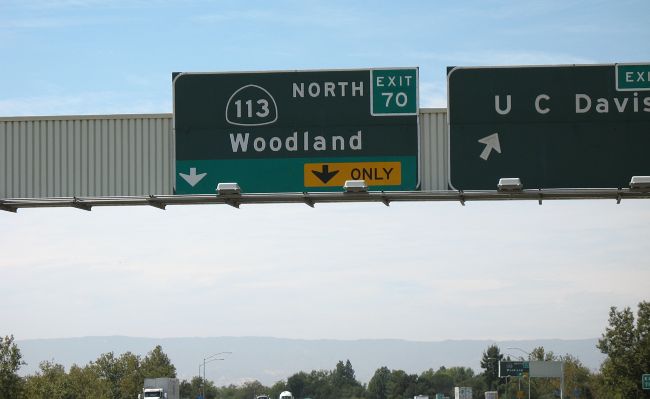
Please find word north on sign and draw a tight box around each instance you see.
[448,63,650,190]
[173,68,418,194]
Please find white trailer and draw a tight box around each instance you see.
[484,391,498,399]
[455,387,472,399]
[138,377,180,399]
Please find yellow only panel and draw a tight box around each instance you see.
[304,162,401,187]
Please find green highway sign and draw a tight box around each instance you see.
[371,69,418,115]
[448,64,650,190]
[499,361,530,377]
[643,374,650,390]
[617,63,650,91]
[173,68,418,194]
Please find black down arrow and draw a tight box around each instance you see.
[312,165,339,184]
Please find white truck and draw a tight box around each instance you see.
[138,377,180,399]
[279,391,294,399]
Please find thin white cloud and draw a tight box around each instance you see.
[0,17,93,29]
[411,50,597,67]
[0,92,170,116]
[193,6,361,30]
[4,0,185,9]
[419,82,446,108]
[2,200,649,340]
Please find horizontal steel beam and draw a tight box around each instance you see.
[1,189,649,212]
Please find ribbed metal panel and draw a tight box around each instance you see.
[1,111,448,198]
[419,108,448,190]
[0,114,173,198]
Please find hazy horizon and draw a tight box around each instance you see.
[15,335,606,385]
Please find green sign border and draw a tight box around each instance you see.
[370,68,419,116]
[173,68,420,194]
[499,361,530,377]
[447,63,650,190]
[643,374,650,390]
[616,63,650,91]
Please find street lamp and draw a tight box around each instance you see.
[507,348,531,399]
[199,351,232,399]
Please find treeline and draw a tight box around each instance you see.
[0,344,177,398]
[1,301,648,399]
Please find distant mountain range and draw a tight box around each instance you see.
[16,336,604,386]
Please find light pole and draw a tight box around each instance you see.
[507,347,531,399]
[199,351,232,399]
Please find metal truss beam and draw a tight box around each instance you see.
[1,189,649,213]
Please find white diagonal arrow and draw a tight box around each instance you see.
[478,133,501,160]
[179,167,207,187]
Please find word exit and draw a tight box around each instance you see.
[616,64,650,91]
[371,68,418,116]
[304,162,402,187]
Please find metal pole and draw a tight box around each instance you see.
[506,348,532,399]
[201,351,231,399]
[560,362,564,399]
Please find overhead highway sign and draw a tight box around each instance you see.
[448,63,650,190]
[173,68,418,194]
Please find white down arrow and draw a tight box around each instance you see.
[179,168,207,187]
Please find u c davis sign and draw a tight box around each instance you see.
[448,63,650,190]
[173,68,419,194]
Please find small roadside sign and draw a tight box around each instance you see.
[499,361,530,377]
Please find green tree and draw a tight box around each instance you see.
[368,366,391,399]
[287,371,308,398]
[560,354,594,399]
[92,351,143,399]
[530,346,554,361]
[181,376,216,399]
[332,360,363,398]
[141,345,176,378]
[0,335,24,399]
[237,380,269,399]
[23,361,68,399]
[67,364,111,398]
[480,344,503,391]
[387,369,418,399]
[269,380,288,399]
[597,301,650,398]
[332,359,357,387]
[306,369,336,399]
[443,366,475,385]
[428,367,455,397]
[117,352,142,399]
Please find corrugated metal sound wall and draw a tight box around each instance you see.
[0,114,174,198]
[419,108,449,190]
[0,110,447,198]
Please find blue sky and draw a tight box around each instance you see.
[2,0,648,115]
[1,0,649,346]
